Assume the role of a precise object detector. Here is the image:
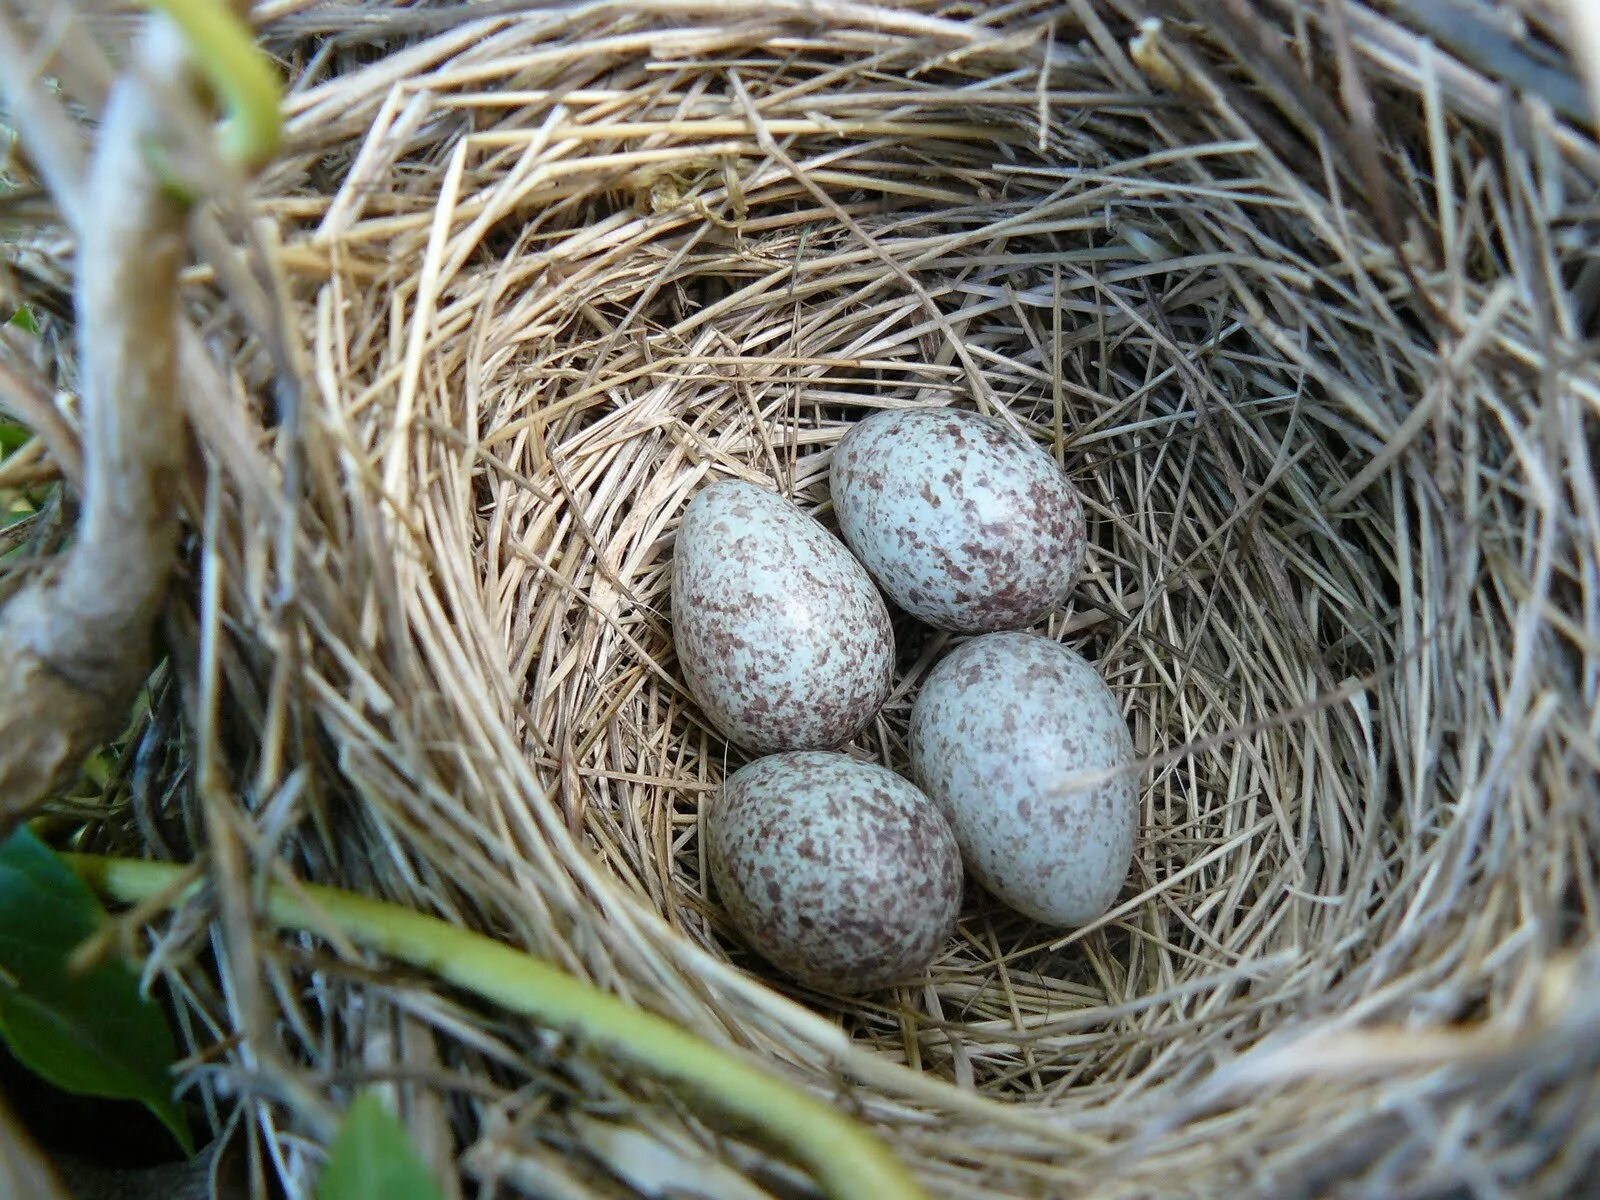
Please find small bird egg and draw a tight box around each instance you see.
[830,408,1087,632]
[672,481,894,754]
[705,751,963,993]
[910,632,1136,927]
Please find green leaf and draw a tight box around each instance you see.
[6,305,38,334]
[316,1093,446,1200]
[0,420,29,456]
[0,829,191,1154]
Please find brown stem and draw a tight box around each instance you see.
[0,18,191,835]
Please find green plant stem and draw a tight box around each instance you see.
[66,853,927,1200]
[142,0,281,167]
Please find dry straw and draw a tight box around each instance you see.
[2,1,1598,1197]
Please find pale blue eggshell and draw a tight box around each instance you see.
[672,481,894,754]
[706,751,962,992]
[830,408,1086,632]
[909,632,1136,927]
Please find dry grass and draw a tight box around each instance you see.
[3,1,1599,1197]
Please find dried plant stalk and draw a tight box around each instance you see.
[0,18,189,835]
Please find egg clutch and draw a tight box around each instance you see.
[672,408,1136,993]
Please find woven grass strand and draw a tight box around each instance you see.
[67,853,926,1200]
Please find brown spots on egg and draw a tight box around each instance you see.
[909,632,1136,928]
[672,481,895,754]
[830,408,1087,633]
[705,752,963,993]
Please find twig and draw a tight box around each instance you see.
[0,17,191,835]
[67,852,930,1200]
[0,0,283,836]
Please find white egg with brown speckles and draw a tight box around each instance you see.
[672,481,894,755]
[830,408,1087,632]
[910,632,1136,927]
[706,751,963,992]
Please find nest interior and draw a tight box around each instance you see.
[14,2,1600,1198]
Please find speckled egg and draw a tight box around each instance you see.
[909,632,1136,927]
[705,751,963,992]
[830,408,1087,632]
[672,480,894,754]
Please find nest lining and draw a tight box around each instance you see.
[7,2,1598,1198]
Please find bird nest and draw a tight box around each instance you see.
[5,2,1600,1198]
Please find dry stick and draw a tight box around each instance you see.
[66,853,929,1200]
[0,20,189,836]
